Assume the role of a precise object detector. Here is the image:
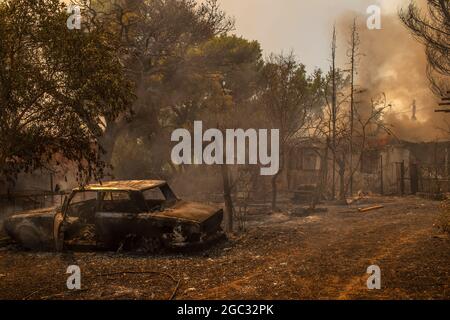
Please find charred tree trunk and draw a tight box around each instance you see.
[318,139,329,201]
[348,18,359,197]
[271,173,279,212]
[221,164,234,233]
[271,149,284,212]
[339,156,346,201]
[331,26,337,200]
[99,120,121,167]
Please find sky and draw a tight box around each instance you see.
[213,0,448,141]
[215,0,410,72]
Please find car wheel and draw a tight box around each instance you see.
[140,236,162,254]
[17,225,42,250]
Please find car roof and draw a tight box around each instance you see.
[73,180,167,192]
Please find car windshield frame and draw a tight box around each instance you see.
[63,182,179,216]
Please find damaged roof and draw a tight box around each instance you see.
[74,180,167,192]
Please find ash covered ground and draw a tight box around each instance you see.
[0,196,449,300]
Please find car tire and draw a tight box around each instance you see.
[17,225,42,250]
[140,236,162,254]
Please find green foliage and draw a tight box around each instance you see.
[0,0,135,184]
[399,0,449,94]
[0,0,330,187]
[167,35,263,126]
[78,0,236,177]
[260,53,324,143]
[193,35,263,104]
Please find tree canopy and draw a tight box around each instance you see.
[400,0,450,94]
[0,0,135,183]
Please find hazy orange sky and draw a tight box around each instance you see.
[215,0,411,72]
[213,0,449,141]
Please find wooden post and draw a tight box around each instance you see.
[445,147,449,192]
[410,163,419,195]
[434,142,439,194]
[50,172,54,205]
[400,161,405,196]
[331,26,337,200]
[380,155,384,195]
[50,173,54,193]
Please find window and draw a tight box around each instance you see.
[142,186,177,212]
[303,151,319,171]
[103,191,131,201]
[361,151,380,174]
[66,191,98,222]
[100,191,140,213]
[142,188,166,201]
[69,191,97,205]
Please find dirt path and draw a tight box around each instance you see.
[0,196,449,300]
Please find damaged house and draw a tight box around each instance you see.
[275,137,450,199]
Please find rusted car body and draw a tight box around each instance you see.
[3,180,224,252]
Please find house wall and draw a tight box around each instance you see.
[264,140,450,197]
[380,145,412,195]
[282,147,322,191]
[407,141,450,193]
[0,168,77,196]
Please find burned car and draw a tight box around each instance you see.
[3,180,224,252]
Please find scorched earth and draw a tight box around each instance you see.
[0,195,449,300]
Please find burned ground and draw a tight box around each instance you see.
[0,196,449,300]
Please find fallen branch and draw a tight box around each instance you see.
[96,271,181,300]
[23,285,54,300]
[347,195,363,205]
[358,205,384,213]
[97,270,176,281]
[170,279,182,300]
[40,289,89,300]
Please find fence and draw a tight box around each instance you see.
[0,191,69,219]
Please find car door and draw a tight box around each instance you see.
[95,191,142,247]
[53,211,64,251]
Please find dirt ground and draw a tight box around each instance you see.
[0,195,449,300]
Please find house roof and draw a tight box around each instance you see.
[73,180,167,192]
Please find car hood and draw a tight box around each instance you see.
[153,201,222,223]
[7,206,57,219]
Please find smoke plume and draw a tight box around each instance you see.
[337,9,448,142]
